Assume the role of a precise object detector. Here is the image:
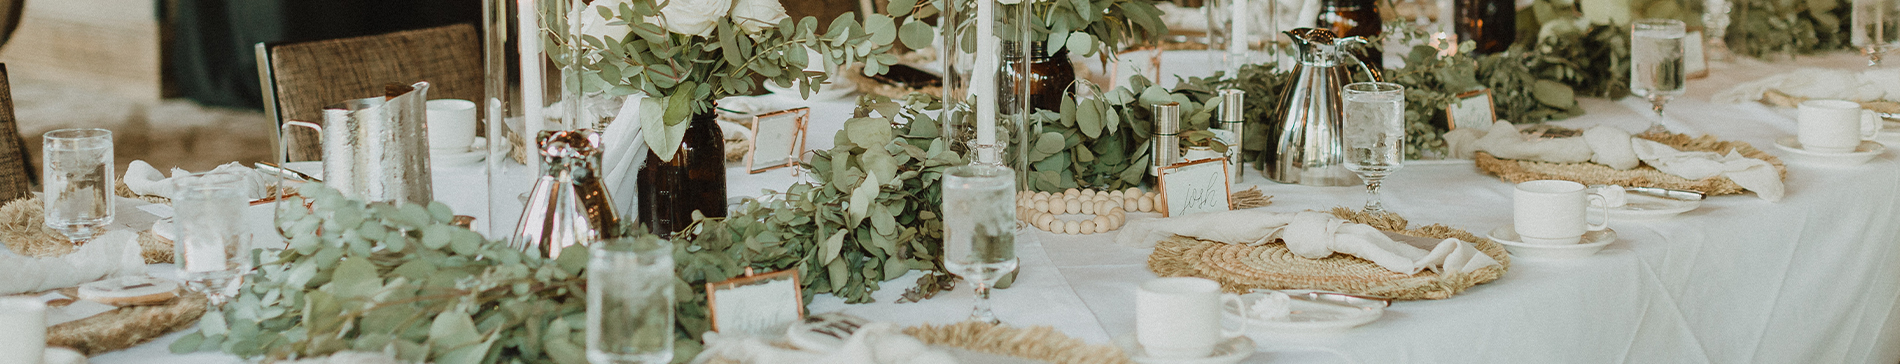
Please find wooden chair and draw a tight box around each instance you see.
[0,64,29,203]
[254,23,481,162]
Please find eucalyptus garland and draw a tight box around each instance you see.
[1018,75,1222,192]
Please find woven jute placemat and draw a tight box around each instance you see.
[1148,208,1511,300]
[1473,131,1786,195]
[41,288,208,355]
[1,190,174,264]
[705,321,1133,364]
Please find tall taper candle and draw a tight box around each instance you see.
[519,0,544,172]
[971,0,1001,165]
[0,297,45,364]
[1229,0,1250,72]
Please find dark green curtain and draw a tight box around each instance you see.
[162,0,482,110]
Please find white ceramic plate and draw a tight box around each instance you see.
[1488,226,1616,259]
[1224,293,1383,333]
[1774,136,1886,166]
[1606,193,1700,220]
[1112,333,1255,364]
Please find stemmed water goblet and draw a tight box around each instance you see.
[41,128,114,245]
[1342,82,1405,214]
[1630,18,1687,135]
[942,164,1018,324]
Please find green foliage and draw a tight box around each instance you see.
[1018,75,1223,192]
[552,0,900,160]
[172,184,595,364]
[1726,0,1853,58]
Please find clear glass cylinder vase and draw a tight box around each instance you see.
[483,0,593,238]
[941,0,1033,179]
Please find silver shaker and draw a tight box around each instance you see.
[1218,89,1246,182]
[1152,102,1182,176]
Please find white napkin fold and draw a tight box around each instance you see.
[1117,210,1500,275]
[0,230,144,295]
[600,95,650,216]
[692,322,956,364]
[124,161,274,200]
[1713,67,1900,104]
[1631,139,1785,201]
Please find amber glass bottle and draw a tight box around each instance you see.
[1002,41,1076,113]
[636,110,727,238]
[1316,0,1384,69]
[1456,0,1517,54]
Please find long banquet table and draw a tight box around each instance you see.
[100,52,1900,363]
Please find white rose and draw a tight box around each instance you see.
[649,0,731,37]
[576,0,633,41]
[730,0,789,33]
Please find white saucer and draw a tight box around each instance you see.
[1605,193,1700,220]
[431,149,487,166]
[1224,292,1383,333]
[1112,333,1254,364]
[1487,226,1617,259]
[1774,136,1885,166]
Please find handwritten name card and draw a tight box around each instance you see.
[1158,158,1232,217]
[748,108,811,174]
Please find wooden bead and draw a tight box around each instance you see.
[1080,220,1097,234]
[1124,197,1138,210]
[1064,188,1081,197]
[1036,214,1055,229]
[1080,201,1095,215]
[1037,191,1052,200]
[1109,190,1124,199]
[1126,187,1142,197]
[1033,199,1049,214]
[1093,215,1112,230]
[1065,199,1082,214]
[1108,214,1123,229]
[1106,200,1122,210]
[1064,220,1081,234]
[1138,196,1154,212]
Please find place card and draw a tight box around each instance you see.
[747,108,810,174]
[1684,30,1709,79]
[707,268,804,337]
[1157,158,1232,217]
[1446,89,1497,131]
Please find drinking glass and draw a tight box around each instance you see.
[941,164,1018,324]
[42,128,114,244]
[173,171,252,305]
[1630,18,1687,134]
[587,236,675,364]
[1853,0,1900,66]
[1342,82,1405,214]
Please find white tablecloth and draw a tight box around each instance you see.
[95,52,1900,364]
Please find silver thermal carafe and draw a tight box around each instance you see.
[1262,28,1379,186]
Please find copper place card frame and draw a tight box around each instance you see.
[1156,157,1233,217]
[746,107,811,174]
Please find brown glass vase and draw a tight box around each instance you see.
[1456,0,1516,54]
[1316,0,1384,69]
[636,110,727,238]
[1003,42,1076,113]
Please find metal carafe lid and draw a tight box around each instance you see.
[1285,28,1368,67]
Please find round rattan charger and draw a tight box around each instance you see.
[1149,208,1511,300]
[1474,130,1786,195]
[0,183,174,263]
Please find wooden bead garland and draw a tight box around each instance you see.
[1016,187,1157,235]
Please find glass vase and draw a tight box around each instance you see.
[942,0,1034,177]
[635,110,727,238]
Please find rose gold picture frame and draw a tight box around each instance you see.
[747,108,810,174]
[1156,157,1232,217]
[706,268,804,335]
[1446,89,1498,131]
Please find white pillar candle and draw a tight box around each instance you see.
[970,0,1000,164]
[0,297,45,364]
[1230,0,1249,72]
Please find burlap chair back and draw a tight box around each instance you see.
[0,64,31,203]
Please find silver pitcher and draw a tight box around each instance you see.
[282,82,434,204]
[511,129,624,258]
[1262,28,1380,186]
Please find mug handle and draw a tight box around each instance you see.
[1220,293,1249,338]
[1860,110,1882,141]
[1585,194,1611,231]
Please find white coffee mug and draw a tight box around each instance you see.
[1136,277,1245,358]
[0,297,45,364]
[1797,99,1880,153]
[1513,180,1611,245]
[426,99,478,153]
